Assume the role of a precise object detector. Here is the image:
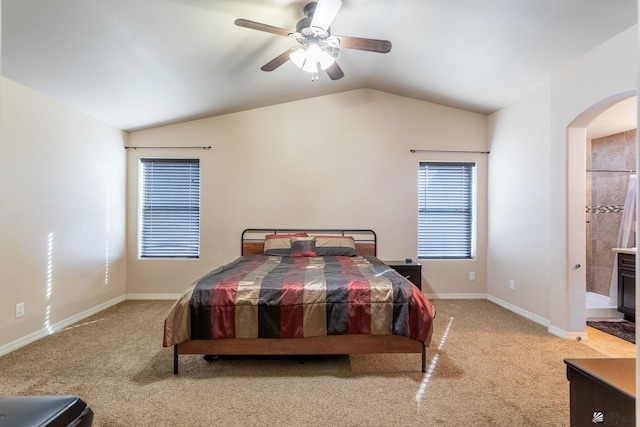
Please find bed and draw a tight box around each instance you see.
[163,228,436,374]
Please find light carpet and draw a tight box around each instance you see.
[0,299,609,426]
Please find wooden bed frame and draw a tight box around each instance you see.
[173,228,429,374]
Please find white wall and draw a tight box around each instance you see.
[0,77,127,352]
[125,89,488,297]
[487,25,637,336]
[549,25,637,335]
[487,85,552,320]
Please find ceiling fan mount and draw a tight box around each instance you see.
[303,2,318,17]
[295,3,328,39]
[234,0,392,81]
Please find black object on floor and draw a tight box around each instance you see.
[0,395,93,426]
[587,320,636,344]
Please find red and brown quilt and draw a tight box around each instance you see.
[163,255,435,347]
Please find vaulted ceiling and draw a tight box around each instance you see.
[2,0,637,131]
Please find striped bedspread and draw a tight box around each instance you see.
[163,255,435,347]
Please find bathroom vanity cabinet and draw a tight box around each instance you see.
[617,253,635,322]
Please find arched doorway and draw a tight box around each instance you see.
[567,91,636,335]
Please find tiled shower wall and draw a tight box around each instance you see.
[586,129,636,295]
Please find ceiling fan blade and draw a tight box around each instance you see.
[260,47,296,72]
[325,62,344,80]
[334,35,392,53]
[234,18,292,37]
[311,0,342,31]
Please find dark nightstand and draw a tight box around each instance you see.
[383,260,422,290]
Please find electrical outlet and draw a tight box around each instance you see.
[469,271,476,281]
[15,303,24,318]
[509,280,515,290]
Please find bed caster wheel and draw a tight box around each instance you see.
[203,355,219,363]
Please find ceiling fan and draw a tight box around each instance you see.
[234,0,392,81]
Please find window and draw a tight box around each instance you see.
[139,158,200,258]
[418,162,475,259]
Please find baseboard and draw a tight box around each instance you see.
[424,293,487,300]
[547,325,587,341]
[126,293,181,300]
[487,296,597,341]
[428,294,576,339]
[586,307,624,321]
[0,291,577,358]
[486,294,552,330]
[0,295,125,357]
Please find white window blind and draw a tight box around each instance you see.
[139,158,200,258]
[418,162,475,259]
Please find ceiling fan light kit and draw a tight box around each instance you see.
[234,0,391,81]
[290,40,339,81]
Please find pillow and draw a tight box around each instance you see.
[290,236,317,257]
[263,233,308,256]
[315,236,357,257]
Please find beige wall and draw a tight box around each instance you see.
[487,25,637,336]
[487,85,552,320]
[553,25,637,334]
[125,89,488,297]
[0,77,127,352]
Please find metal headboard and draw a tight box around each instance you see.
[241,228,377,256]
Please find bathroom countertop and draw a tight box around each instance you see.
[612,247,637,255]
